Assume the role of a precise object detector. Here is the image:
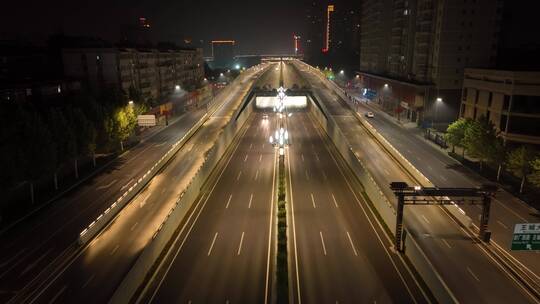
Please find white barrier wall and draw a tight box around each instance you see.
[255,96,307,109]
[110,97,255,304]
[307,93,455,304]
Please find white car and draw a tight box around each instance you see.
[365,112,375,118]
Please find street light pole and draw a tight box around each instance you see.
[433,97,442,130]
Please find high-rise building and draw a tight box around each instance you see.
[304,2,360,69]
[211,40,235,69]
[62,47,204,102]
[359,0,503,128]
[121,17,153,46]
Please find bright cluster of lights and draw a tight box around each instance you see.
[270,86,289,156]
[273,86,287,113]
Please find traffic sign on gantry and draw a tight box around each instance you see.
[511,223,540,251]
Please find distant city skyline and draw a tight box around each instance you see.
[1,0,320,55]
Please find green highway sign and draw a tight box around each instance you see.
[511,223,540,251]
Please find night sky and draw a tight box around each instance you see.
[1,0,315,55]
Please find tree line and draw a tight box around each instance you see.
[445,116,540,193]
[0,87,147,204]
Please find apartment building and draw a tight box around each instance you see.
[63,47,204,103]
[460,68,540,146]
[359,0,503,128]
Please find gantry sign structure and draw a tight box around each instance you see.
[389,182,498,252]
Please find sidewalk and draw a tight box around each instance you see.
[344,86,540,212]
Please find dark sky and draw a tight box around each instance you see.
[1,0,315,55]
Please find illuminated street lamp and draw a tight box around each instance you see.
[175,84,181,91]
[432,97,444,129]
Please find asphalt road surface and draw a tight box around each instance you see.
[8,64,272,304]
[294,61,538,303]
[350,90,540,280]
[148,112,277,303]
[286,111,427,304]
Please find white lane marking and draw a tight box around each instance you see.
[467,266,481,282]
[237,171,242,181]
[287,150,302,304]
[442,239,452,249]
[259,154,263,162]
[301,154,305,162]
[331,193,339,208]
[427,165,433,171]
[208,232,218,256]
[82,274,95,289]
[310,193,317,208]
[48,285,67,304]
[323,171,328,180]
[319,231,327,256]
[250,143,253,150]
[237,232,245,255]
[496,220,508,229]
[20,247,52,276]
[0,248,26,268]
[421,215,430,224]
[244,154,248,162]
[130,222,139,231]
[248,193,254,209]
[96,179,117,190]
[305,170,310,180]
[440,175,448,182]
[262,144,265,149]
[120,178,134,190]
[226,194,233,209]
[110,244,119,256]
[315,153,320,161]
[383,169,390,176]
[264,150,277,304]
[346,231,358,256]
[255,170,259,181]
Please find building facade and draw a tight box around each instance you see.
[211,40,235,69]
[359,0,503,128]
[62,47,204,103]
[460,68,540,146]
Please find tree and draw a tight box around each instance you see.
[490,137,507,182]
[47,109,74,189]
[445,118,470,153]
[111,105,137,151]
[464,116,498,171]
[19,109,57,204]
[507,146,537,193]
[529,158,540,188]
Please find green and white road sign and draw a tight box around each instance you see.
[511,223,540,251]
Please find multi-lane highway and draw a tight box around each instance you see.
[139,63,281,303]
[347,87,540,279]
[5,64,273,303]
[293,60,538,303]
[286,111,427,303]
[0,107,205,302]
[146,112,277,303]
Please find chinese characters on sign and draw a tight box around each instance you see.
[511,223,540,251]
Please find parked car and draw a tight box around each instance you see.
[365,112,375,118]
